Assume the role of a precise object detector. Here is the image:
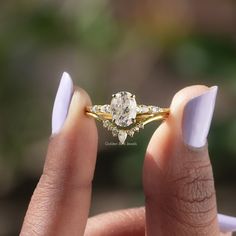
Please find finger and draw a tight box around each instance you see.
[84,207,145,236]
[220,233,232,236]
[21,73,98,236]
[85,207,232,236]
[143,85,219,235]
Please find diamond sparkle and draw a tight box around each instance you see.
[111,91,137,127]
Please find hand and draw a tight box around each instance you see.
[20,73,236,236]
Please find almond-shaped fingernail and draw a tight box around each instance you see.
[218,213,236,232]
[51,72,73,134]
[182,86,218,148]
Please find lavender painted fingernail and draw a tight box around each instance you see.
[182,86,218,148]
[51,72,74,134]
[218,213,236,232]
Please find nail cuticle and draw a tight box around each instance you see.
[184,141,208,153]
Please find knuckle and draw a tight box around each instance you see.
[42,135,94,193]
[39,168,92,196]
[162,161,217,229]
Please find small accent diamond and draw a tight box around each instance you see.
[151,106,160,113]
[138,123,144,129]
[103,120,110,128]
[128,129,134,137]
[107,124,113,131]
[92,105,100,113]
[101,105,111,113]
[118,130,127,144]
[141,105,149,113]
[112,127,118,137]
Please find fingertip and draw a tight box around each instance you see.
[47,86,98,185]
[146,86,210,164]
[147,85,214,155]
[62,87,97,140]
[169,85,209,127]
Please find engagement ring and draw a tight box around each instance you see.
[85,91,170,144]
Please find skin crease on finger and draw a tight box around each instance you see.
[143,85,220,236]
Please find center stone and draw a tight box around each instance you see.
[111,91,137,127]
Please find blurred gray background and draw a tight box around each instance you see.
[0,0,236,235]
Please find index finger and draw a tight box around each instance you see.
[21,73,98,236]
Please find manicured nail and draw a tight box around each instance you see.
[182,86,218,148]
[218,214,236,232]
[51,72,74,134]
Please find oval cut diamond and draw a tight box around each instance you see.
[111,91,137,127]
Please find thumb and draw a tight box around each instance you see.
[143,85,219,235]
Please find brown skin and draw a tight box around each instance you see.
[21,89,98,236]
[144,86,218,236]
[21,86,230,236]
